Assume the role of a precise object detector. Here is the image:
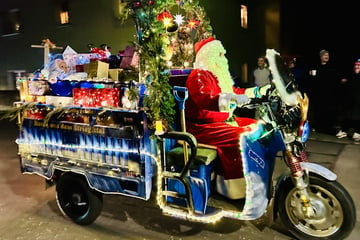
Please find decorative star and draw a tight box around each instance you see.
[187,19,200,29]
[174,14,184,25]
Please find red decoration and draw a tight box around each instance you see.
[25,106,48,120]
[89,47,109,60]
[194,37,216,54]
[187,19,200,29]
[157,11,173,21]
[133,1,142,8]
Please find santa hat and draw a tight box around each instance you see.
[194,37,220,54]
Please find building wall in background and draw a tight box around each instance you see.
[0,0,278,89]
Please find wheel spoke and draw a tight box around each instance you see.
[77,202,87,206]
[285,184,343,237]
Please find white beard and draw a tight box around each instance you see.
[194,41,234,93]
[210,61,234,93]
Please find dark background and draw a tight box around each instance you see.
[280,1,359,74]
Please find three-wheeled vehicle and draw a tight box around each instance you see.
[13,49,356,240]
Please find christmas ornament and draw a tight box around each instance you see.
[166,22,178,33]
[133,1,142,9]
[157,11,172,22]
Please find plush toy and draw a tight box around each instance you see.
[42,53,89,83]
[41,56,68,83]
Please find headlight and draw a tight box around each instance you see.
[299,121,310,142]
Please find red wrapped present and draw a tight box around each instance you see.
[93,88,120,107]
[73,88,93,107]
[73,88,120,108]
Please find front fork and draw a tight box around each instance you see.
[285,144,316,218]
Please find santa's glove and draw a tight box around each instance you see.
[219,93,237,112]
[245,84,272,98]
[235,94,249,107]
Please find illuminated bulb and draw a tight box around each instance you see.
[163,17,172,27]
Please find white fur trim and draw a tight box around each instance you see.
[241,172,268,220]
[195,40,223,66]
[216,175,246,199]
[266,49,301,106]
[218,93,235,112]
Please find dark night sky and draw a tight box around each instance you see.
[280,2,358,73]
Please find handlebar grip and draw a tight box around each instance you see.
[173,86,188,110]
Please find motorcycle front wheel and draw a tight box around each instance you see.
[277,174,356,240]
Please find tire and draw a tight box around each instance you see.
[277,174,356,240]
[56,174,103,225]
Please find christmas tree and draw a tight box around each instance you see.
[120,0,213,128]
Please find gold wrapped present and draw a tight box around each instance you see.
[84,60,109,79]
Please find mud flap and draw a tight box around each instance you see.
[167,176,208,214]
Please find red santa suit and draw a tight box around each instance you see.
[185,38,258,199]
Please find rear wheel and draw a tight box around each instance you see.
[278,175,356,240]
[56,174,103,225]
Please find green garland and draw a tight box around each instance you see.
[120,0,213,129]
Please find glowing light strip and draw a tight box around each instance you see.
[16,139,142,154]
[16,140,158,170]
[153,142,225,224]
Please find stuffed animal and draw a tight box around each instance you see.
[41,56,68,83]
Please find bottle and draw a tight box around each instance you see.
[105,136,114,165]
[78,132,86,160]
[112,137,121,166]
[84,133,93,161]
[92,135,101,162]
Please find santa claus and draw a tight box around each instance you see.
[185,37,270,199]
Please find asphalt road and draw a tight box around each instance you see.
[0,119,359,240]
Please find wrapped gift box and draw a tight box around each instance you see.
[119,46,138,69]
[108,68,123,81]
[95,88,120,107]
[46,96,74,107]
[17,78,29,101]
[84,60,109,79]
[62,46,98,73]
[73,88,120,107]
[28,80,49,96]
[24,95,46,103]
[73,88,93,107]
